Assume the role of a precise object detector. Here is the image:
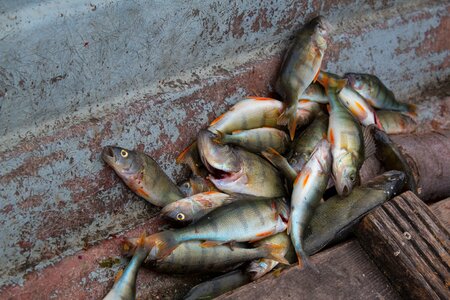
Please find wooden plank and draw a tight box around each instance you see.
[218,240,400,300]
[431,197,450,229]
[355,191,450,300]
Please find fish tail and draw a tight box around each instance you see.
[296,251,318,272]
[176,142,194,164]
[141,231,180,260]
[263,243,289,265]
[277,106,297,140]
[121,237,139,257]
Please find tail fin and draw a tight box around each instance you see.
[296,250,319,272]
[406,104,417,117]
[261,148,297,182]
[121,237,139,257]
[263,243,289,265]
[176,142,195,164]
[125,231,180,261]
[277,107,297,140]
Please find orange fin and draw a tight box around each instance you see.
[328,128,334,145]
[249,96,274,101]
[176,142,195,164]
[114,269,124,283]
[200,241,223,248]
[302,172,311,188]
[136,231,146,247]
[210,113,225,126]
[256,230,274,238]
[407,104,417,117]
[313,68,321,83]
[136,187,150,198]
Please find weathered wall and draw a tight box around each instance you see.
[0,0,449,297]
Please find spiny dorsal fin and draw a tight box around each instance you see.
[363,125,377,159]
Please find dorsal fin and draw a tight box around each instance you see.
[363,125,377,159]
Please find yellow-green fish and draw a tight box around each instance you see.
[289,139,332,268]
[102,146,183,207]
[197,129,286,197]
[318,71,365,196]
[344,73,416,115]
[208,97,284,134]
[276,16,332,140]
[295,100,322,129]
[178,176,218,197]
[161,191,233,224]
[376,110,417,135]
[139,198,289,260]
[103,234,147,300]
[214,127,290,154]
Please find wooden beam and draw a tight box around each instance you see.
[218,240,400,299]
[355,192,450,300]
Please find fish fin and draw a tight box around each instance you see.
[176,141,195,164]
[121,237,138,257]
[200,241,223,248]
[296,252,319,272]
[136,231,146,247]
[249,97,274,101]
[406,104,417,117]
[335,79,348,92]
[114,269,124,283]
[313,68,321,83]
[363,125,377,159]
[231,129,243,134]
[209,113,225,126]
[265,244,289,265]
[277,107,297,140]
[256,230,275,238]
[373,111,384,130]
[143,231,179,260]
[326,104,331,113]
[261,148,296,182]
[272,268,283,277]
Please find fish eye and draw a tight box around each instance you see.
[176,213,185,221]
[349,173,356,182]
[120,150,128,158]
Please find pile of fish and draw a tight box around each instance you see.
[101,16,415,300]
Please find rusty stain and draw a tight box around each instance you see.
[416,15,449,56]
[49,74,67,84]
[230,12,245,38]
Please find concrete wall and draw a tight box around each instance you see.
[0,0,449,297]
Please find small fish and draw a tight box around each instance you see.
[176,141,208,177]
[214,127,290,154]
[246,232,293,280]
[289,112,328,173]
[125,240,288,274]
[208,97,284,134]
[276,16,332,140]
[289,139,332,269]
[102,147,183,207]
[304,170,405,255]
[161,191,233,224]
[178,176,218,197]
[299,83,328,103]
[295,100,322,129]
[138,198,289,260]
[344,73,416,115]
[184,270,251,300]
[103,234,147,300]
[338,86,383,128]
[317,71,365,196]
[376,110,417,135]
[197,129,286,197]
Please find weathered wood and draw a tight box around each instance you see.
[218,240,400,300]
[390,131,450,202]
[355,191,450,300]
[431,198,450,229]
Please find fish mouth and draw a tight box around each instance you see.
[101,146,116,165]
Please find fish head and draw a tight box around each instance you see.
[333,152,358,196]
[178,180,193,197]
[345,73,371,93]
[364,170,406,198]
[197,129,240,174]
[161,200,194,224]
[247,259,276,281]
[102,146,143,177]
